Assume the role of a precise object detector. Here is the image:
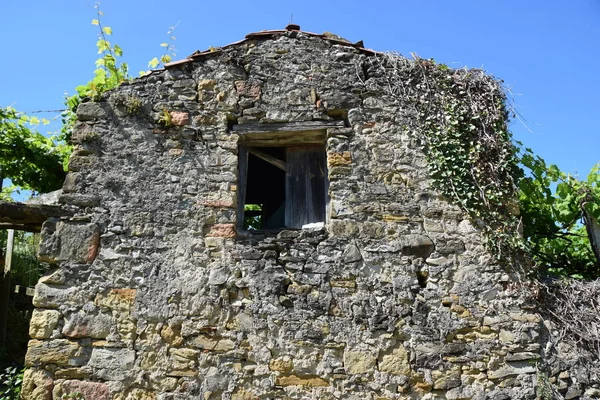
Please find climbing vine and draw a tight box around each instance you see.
[369,53,599,278]
[60,3,129,143]
[1,2,178,199]
[370,54,524,267]
[61,2,178,143]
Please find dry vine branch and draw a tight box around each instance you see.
[361,52,525,270]
[539,279,600,374]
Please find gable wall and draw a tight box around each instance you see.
[23,34,541,399]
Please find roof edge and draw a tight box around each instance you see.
[164,26,379,69]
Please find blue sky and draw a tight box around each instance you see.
[1,0,598,179]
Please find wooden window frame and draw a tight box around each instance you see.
[234,121,342,233]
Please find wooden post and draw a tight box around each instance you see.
[0,229,14,348]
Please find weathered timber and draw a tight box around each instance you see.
[248,148,286,171]
[285,146,328,228]
[0,201,74,232]
[234,122,341,147]
[232,121,344,133]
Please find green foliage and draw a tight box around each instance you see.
[244,204,263,230]
[81,5,129,100]
[380,55,523,264]
[519,148,600,278]
[2,2,179,198]
[0,106,67,193]
[0,366,24,399]
[4,232,44,287]
[535,367,554,400]
[61,3,129,143]
[62,3,177,142]
[377,54,599,278]
[144,22,178,72]
[158,109,173,127]
[111,93,143,116]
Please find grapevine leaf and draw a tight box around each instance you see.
[148,57,160,69]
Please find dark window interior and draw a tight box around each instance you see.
[244,147,286,230]
[241,144,327,231]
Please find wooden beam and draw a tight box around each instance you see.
[232,120,344,134]
[248,148,286,171]
[0,223,43,233]
[0,201,74,231]
[234,121,341,147]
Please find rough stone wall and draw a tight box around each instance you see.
[24,32,545,399]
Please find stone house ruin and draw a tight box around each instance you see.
[22,25,560,399]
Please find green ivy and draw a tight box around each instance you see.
[374,54,599,278]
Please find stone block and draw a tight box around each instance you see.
[432,369,461,389]
[170,111,189,126]
[330,279,356,289]
[193,335,235,351]
[32,283,77,308]
[161,324,184,346]
[53,379,110,400]
[95,288,136,312]
[169,348,199,372]
[401,234,435,258]
[328,219,358,237]
[378,345,411,376]
[29,309,61,339]
[88,348,135,380]
[234,80,261,98]
[344,351,376,374]
[198,79,217,91]
[62,172,80,193]
[487,361,536,379]
[342,244,362,263]
[25,339,90,367]
[499,330,514,343]
[21,368,53,400]
[360,221,384,239]
[77,102,106,121]
[117,318,137,341]
[54,368,93,380]
[269,357,294,372]
[38,221,100,264]
[58,193,101,207]
[205,223,236,238]
[328,151,352,166]
[509,312,541,323]
[275,374,329,387]
[62,310,113,339]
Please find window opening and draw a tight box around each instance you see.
[244,146,286,230]
[239,141,327,231]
